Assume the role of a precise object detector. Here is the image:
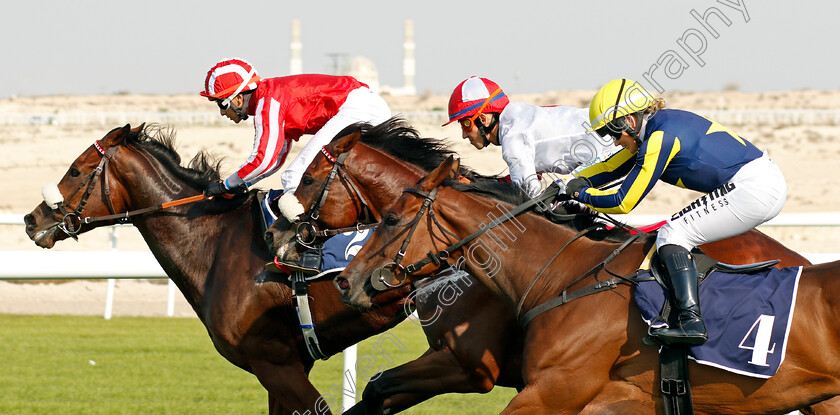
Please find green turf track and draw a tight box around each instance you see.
[0,314,515,414]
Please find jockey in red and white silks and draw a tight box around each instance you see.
[200,58,391,196]
[443,76,615,198]
[498,103,617,197]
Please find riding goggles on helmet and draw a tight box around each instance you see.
[457,88,503,133]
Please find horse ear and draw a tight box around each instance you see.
[449,158,461,179]
[131,123,146,133]
[419,155,456,191]
[102,124,132,147]
[331,130,363,155]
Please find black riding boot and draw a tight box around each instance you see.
[649,246,708,346]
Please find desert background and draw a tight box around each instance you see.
[2,90,839,317]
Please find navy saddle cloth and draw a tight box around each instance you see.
[634,266,803,378]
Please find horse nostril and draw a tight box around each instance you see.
[335,276,350,291]
[24,214,36,228]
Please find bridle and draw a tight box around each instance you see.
[368,183,560,291]
[50,140,208,240]
[292,146,379,249]
[53,140,119,240]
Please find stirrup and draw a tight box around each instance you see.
[265,247,323,275]
[643,318,670,346]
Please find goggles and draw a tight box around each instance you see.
[596,118,629,141]
[457,87,503,133]
[216,98,231,112]
[459,117,475,132]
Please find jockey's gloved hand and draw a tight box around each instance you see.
[204,180,247,197]
[565,177,592,199]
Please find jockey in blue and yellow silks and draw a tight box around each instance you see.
[566,79,787,346]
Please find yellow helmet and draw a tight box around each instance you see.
[588,79,655,132]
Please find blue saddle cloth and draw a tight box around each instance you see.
[259,189,285,231]
[320,229,373,272]
[634,266,803,378]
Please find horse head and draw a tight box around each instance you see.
[25,123,226,250]
[25,124,142,248]
[266,127,375,261]
[266,117,449,263]
[335,156,463,310]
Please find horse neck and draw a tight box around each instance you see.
[116,149,266,309]
[117,148,407,354]
[435,188,641,313]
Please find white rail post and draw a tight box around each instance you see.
[104,227,119,320]
[342,344,358,410]
[167,279,176,317]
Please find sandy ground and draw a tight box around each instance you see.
[2,90,839,317]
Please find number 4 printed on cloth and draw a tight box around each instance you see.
[738,314,776,367]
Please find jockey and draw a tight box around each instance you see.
[566,78,787,346]
[199,57,392,198]
[443,76,615,198]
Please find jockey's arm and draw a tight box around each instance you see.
[226,99,290,190]
[578,131,677,214]
[502,131,542,198]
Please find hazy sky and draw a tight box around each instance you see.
[3,0,838,98]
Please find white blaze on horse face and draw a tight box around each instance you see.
[42,183,64,209]
[278,192,306,222]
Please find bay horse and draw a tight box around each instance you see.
[334,155,840,414]
[22,124,413,415]
[267,120,835,414]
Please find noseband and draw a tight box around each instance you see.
[293,146,378,248]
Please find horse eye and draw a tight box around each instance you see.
[69,168,81,177]
[384,216,399,226]
[301,176,314,186]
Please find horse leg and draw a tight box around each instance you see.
[251,360,328,415]
[350,346,498,415]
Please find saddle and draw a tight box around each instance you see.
[646,248,779,415]
[648,248,780,293]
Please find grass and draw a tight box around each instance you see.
[0,314,515,414]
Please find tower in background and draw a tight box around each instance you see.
[401,19,416,96]
[289,19,302,75]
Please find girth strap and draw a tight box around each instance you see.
[518,232,648,327]
[519,272,656,327]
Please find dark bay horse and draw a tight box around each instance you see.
[335,155,840,414]
[23,124,412,415]
[268,120,834,414]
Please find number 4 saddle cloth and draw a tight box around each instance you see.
[634,266,803,378]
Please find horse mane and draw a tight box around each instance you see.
[125,124,222,187]
[332,117,498,183]
[330,118,630,241]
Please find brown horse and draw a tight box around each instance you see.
[335,155,840,414]
[267,120,834,414]
[22,124,412,415]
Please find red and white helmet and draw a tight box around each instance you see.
[442,76,510,126]
[199,58,261,103]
